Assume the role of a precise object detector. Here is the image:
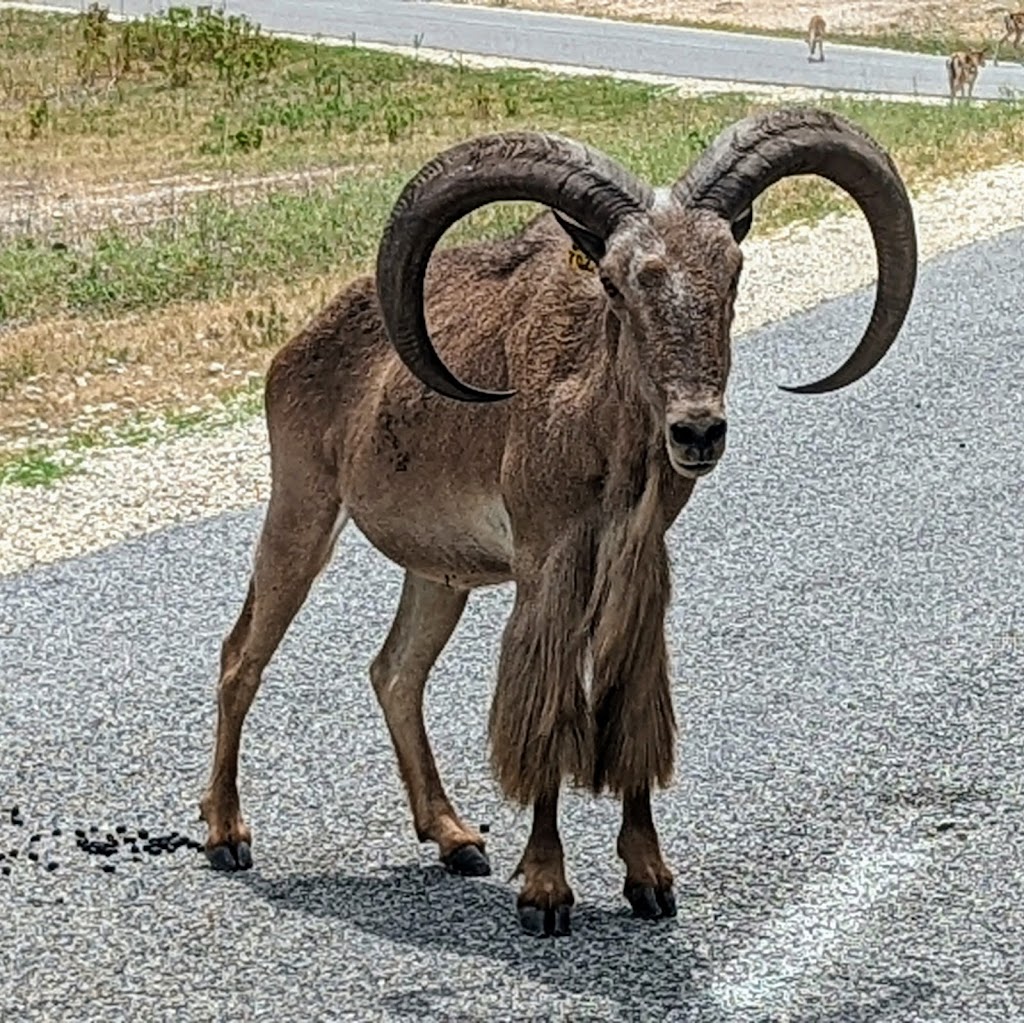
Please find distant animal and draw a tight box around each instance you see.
[946,49,987,102]
[993,10,1024,64]
[198,108,918,938]
[807,14,827,61]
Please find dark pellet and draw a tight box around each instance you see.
[12,817,23,827]
[9,850,18,858]
[52,828,62,837]
[132,856,142,863]
[106,833,118,845]
[75,829,86,839]
[115,825,127,834]
[89,826,98,834]
[137,829,149,840]
[46,862,59,872]
[479,823,491,835]
[1,866,9,876]
[28,851,39,862]
[130,845,140,855]
[29,834,40,843]
[102,864,116,873]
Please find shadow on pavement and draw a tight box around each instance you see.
[240,864,935,1022]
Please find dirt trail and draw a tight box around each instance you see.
[444,1,1004,40]
[0,164,369,243]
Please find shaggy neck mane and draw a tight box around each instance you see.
[583,299,677,796]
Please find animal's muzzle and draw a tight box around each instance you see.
[666,415,727,477]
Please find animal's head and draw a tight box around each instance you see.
[375,109,917,481]
[956,48,987,70]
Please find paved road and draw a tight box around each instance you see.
[19,0,1024,100]
[2,224,1023,1020]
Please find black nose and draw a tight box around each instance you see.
[669,417,727,458]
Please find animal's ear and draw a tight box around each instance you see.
[731,205,753,244]
[552,209,606,264]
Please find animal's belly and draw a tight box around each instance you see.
[348,492,515,589]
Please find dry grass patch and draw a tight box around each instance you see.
[0,276,337,462]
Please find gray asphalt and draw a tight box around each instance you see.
[22,0,1024,101]
[2,223,1023,1020]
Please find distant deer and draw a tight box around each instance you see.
[807,14,827,62]
[946,49,987,103]
[993,10,1024,65]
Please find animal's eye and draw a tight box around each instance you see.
[599,274,621,300]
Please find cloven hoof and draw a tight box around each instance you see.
[518,903,573,938]
[624,880,677,920]
[442,843,491,877]
[206,841,253,872]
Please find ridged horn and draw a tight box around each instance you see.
[375,131,654,403]
[673,108,917,394]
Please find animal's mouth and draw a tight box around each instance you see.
[673,460,717,478]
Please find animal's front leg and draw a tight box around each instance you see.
[513,790,574,937]
[488,526,595,936]
[617,786,677,920]
[588,518,678,920]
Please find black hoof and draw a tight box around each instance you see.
[625,881,677,920]
[206,841,252,872]
[517,903,572,937]
[443,843,491,877]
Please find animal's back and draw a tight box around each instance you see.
[263,212,608,587]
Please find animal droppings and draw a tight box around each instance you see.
[4,810,202,878]
[1,866,9,877]
[479,823,491,835]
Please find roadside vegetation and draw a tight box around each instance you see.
[1,4,1022,486]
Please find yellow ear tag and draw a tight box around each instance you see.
[567,246,597,273]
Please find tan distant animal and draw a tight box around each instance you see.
[807,14,827,61]
[946,49,987,102]
[198,109,918,938]
[993,11,1024,64]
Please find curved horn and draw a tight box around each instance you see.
[673,108,917,395]
[375,132,654,403]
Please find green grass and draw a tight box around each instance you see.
[3,88,1024,325]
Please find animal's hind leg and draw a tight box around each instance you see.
[370,571,490,877]
[617,786,677,920]
[200,477,345,871]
